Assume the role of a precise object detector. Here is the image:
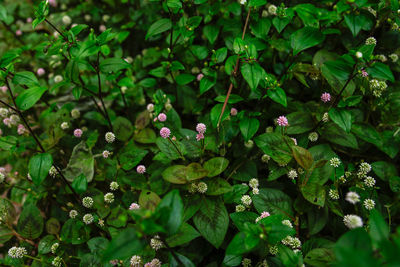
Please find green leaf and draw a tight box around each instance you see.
[13,71,39,86]
[367,62,395,82]
[206,178,232,195]
[0,136,18,150]
[292,146,313,170]
[321,122,358,149]
[351,123,382,147]
[15,86,47,110]
[226,232,260,255]
[203,157,229,177]
[290,27,325,55]
[162,163,208,184]
[193,198,229,248]
[119,142,148,171]
[214,94,244,104]
[322,56,354,81]
[249,0,267,7]
[286,112,314,134]
[199,77,216,95]
[267,87,287,107]
[166,223,200,247]
[328,108,352,133]
[17,203,44,239]
[203,24,219,44]
[369,210,389,246]
[71,174,88,194]
[139,190,161,211]
[239,117,259,141]
[106,206,128,228]
[254,133,294,165]
[102,228,145,262]
[113,117,133,141]
[230,212,258,232]
[300,182,326,207]
[372,161,398,181]
[99,58,130,73]
[241,63,264,91]
[253,188,293,216]
[344,13,372,37]
[38,235,56,254]
[87,237,109,254]
[63,141,94,182]
[156,190,183,235]
[176,74,195,85]
[60,218,90,245]
[29,153,53,185]
[304,248,335,267]
[146,18,172,40]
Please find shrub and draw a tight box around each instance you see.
[0,0,400,266]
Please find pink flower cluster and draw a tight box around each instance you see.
[321,92,331,103]
[196,123,206,141]
[160,127,170,138]
[74,128,83,138]
[17,124,26,135]
[157,113,167,122]
[136,165,146,174]
[277,116,289,127]
[129,202,140,210]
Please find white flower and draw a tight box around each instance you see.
[69,210,78,218]
[49,166,58,177]
[236,204,245,212]
[330,157,341,167]
[364,176,376,187]
[287,169,298,179]
[241,195,252,206]
[130,255,141,267]
[261,154,270,163]
[146,103,154,112]
[105,132,116,143]
[249,178,259,189]
[364,199,375,210]
[0,108,9,117]
[71,109,80,119]
[239,0,247,5]
[365,37,377,45]
[102,150,111,158]
[83,214,94,224]
[242,258,251,267]
[282,219,293,228]
[244,140,254,148]
[104,193,114,203]
[328,189,339,200]
[82,197,94,208]
[8,246,27,258]
[268,4,277,15]
[308,132,318,142]
[356,51,363,58]
[60,122,69,130]
[150,236,164,250]
[62,15,71,25]
[54,75,63,83]
[322,112,329,122]
[345,191,360,204]
[197,182,207,193]
[52,256,62,267]
[343,214,363,229]
[51,243,59,254]
[110,181,119,191]
[359,162,371,174]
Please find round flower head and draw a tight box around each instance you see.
[150,236,164,250]
[37,68,45,76]
[102,150,111,158]
[282,219,293,228]
[99,25,106,32]
[0,108,8,118]
[83,214,94,224]
[17,124,26,135]
[330,157,341,167]
[157,113,167,122]
[345,191,360,204]
[62,15,71,25]
[269,245,279,255]
[365,37,377,45]
[196,132,204,141]
[343,214,363,229]
[196,123,206,134]
[236,204,246,212]
[364,199,375,210]
[328,189,339,200]
[51,243,59,254]
[147,103,154,112]
[244,140,254,148]
[69,209,78,218]
[160,127,171,138]
[242,258,251,267]
[136,165,146,174]
[8,246,27,258]
[287,169,298,179]
[82,196,94,208]
[105,132,115,143]
[0,86,7,93]
[54,75,63,83]
[145,258,162,267]
[361,69,368,77]
[3,118,11,127]
[197,73,204,81]
[308,132,318,142]
[356,51,363,58]
[110,181,119,191]
[230,108,238,116]
[60,122,69,130]
[364,176,376,187]
[49,166,58,177]
[197,182,208,193]
[104,193,114,204]
[71,108,80,119]
[129,202,140,210]
[249,178,259,189]
[261,154,270,163]
[0,172,5,183]
[255,211,270,222]
[321,92,331,103]
[359,162,371,174]
[130,255,142,267]
[74,128,83,138]
[16,29,22,36]
[9,114,19,125]
[52,256,63,267]
[268,4,277,15]
[277,116,289,126]
[241,195,252,206]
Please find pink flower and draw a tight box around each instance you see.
[99,25,106,32]
[17,124,26,135]
[197,73,204,81]
[171,136,176,141]
[321,92,331,103]
[230,108,238,116]
[361,69,368,77]
[129,203,140,210]
[0,167,5,173]
[37,68,45,76]
[26,17,32,23]
[196,123,206,134]
[160,127,171,138]
[136,165,146,174]
[153,118,158,122]
[74,128,83,138]
[48,0,57,7]
[1,86,7,92]
[157,113,167,122]
[16,30,22,36]
[196,133,204,141]
[3,118,11,127]
[260,211,270,218]
[276,116,289,126]
[291,138,297,145]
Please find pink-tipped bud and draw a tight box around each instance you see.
[230,108,238,116]
[37,68,45,76]
[196,133,204,141]
[129,203,140,210]
[196,123,206,134]
[136,165,146,174]
[16,30,22,36]
[74,129,83,138]
[1,86,7,93]
[197,73,204,81]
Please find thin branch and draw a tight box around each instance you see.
[45,18,67,40]
[217,7,251,129]
[96,52,113,131]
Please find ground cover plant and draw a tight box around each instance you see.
[0,0,400,266]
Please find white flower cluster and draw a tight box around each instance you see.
[281,236,301,249]
[328,189,340,200]
[8,246,27,258]
[82,197,94,208]
[369,79,387,97]
[150,236,164,251]
[343,214,363,229]
[249,178,259,194]
[287,169,298,180]
[130,255,141,267]
[330,157,341,168]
